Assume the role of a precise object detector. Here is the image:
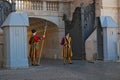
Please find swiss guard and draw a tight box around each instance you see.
[29,29,45,66]
[60,33,73,64]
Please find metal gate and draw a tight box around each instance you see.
[0,0,15,26]
[63,0,96,60]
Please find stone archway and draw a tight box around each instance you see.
[27,18,61,60]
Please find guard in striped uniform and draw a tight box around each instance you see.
[29,29,45,66]
[61,33,73,64]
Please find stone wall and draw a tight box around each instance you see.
[73,0,93,7]
[100,0,119,24]
[85,30,97,61]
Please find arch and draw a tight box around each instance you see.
[29,16,60,27]
[27,17,62,60]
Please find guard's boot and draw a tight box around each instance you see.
[68,58,72,64]
[63,58,66,65]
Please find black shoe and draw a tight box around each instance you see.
[69,62,73,64]
[32,64,39,66]
[35,64,40,66]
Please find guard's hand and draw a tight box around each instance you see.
[42,35,45,38]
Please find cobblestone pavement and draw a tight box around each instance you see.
[0,59,120,80]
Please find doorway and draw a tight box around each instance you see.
[27,18,61,60]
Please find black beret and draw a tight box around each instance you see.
[31,29,36,33]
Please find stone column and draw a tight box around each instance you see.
[43,1,47,11]
[1,12,29,68]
